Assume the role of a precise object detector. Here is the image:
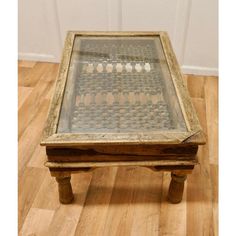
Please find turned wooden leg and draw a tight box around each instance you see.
[168,172,187,204]
[56,176,74,204]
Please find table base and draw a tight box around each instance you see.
[49,165,192,204]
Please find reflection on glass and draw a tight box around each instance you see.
[57,36,187,133]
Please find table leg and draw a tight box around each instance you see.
[55,175,74,204]
[168,172,187,203]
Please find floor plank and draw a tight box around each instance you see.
[102,167,138,236]
[18,67,32,87]
[130,169,162,236]
[32,171,61,211]
[19,208,54,236]
[27,144,47,168]
[187,75,205,98]
[210,164,218,236]
[159,172,187,236]
[42,172,92,236]
[18,62,57,87]
[18,86,33,109]
[187,98,214,236]
[18,63,58,139]
[205,77,218,165]
[102,167,162,236]
[18,167,47,232]
[18,60,36,68]
[18,99,51,177]
[74,167,118,236]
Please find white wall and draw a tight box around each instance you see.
[18,0,218,75]
[182,0,218,75]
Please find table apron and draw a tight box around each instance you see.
[45,160,198,168]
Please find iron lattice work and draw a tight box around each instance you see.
[62,38,185,132]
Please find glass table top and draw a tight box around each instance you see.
[57,35,187,133]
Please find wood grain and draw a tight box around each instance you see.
[18,67,31,87]
[18,62,54,87]
[18,61,218,236]
[27,144,47,168]
[210,164,218,236]
[18,63,58,139]
[74,167,118,236]
[32,172,61,210]
[187,75,205,98]
[18,86,33,108]
[45,173,92,236]
[159,172,187,235]
[18,100,51,177]
[18,60,36,68]
[18,167,47,232]
[186,98,214,236]
[129,169,162,236]
[205,77,218,164]
[102,167,161,236]
[19,208,54,236]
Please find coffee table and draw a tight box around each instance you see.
[41,31,205,204]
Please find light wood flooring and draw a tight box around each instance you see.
[18,61,218,236]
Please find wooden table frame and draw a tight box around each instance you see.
[41,31,205,204]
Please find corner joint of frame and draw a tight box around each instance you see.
[182,130,206,145]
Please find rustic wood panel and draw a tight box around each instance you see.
[47,154,196,163]
[46,144,198,156]
[18,61,218,236]
[46,144,198,162]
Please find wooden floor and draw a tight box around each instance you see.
[18,61,218,236]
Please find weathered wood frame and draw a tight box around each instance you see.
[41,31,205,147]
[40,32,206,204]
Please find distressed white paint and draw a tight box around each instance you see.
[18,0,218,75]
